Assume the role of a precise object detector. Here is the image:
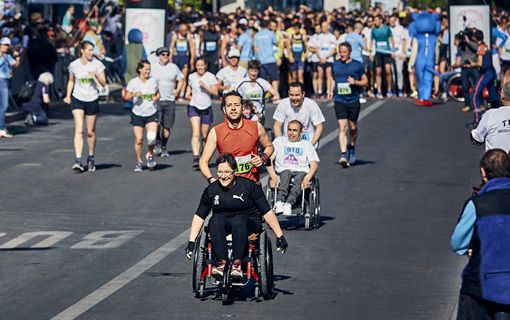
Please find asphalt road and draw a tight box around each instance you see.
[0,98,483,320]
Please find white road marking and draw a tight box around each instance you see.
[15,163,42,168]
[71,230,143,249]
[51,229,189,320]
[0,231,72,249]
[50,100,385,319]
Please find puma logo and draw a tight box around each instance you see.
[233,194,244,202]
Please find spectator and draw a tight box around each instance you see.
[83,20,106,59]
[61,5,75,34]
[23,72,53,126]
[0,36,19,138]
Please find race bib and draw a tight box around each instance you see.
[78,76,93,85]
[337,83,352,95]
[377,41,388,48]
[320,46,330,52]
[205,41,216,51]
[176,40,188,52]
[506,48,510,53]
[292,42,303,52]
[246,92,262,100]
[301,131,310,141]
[235,154,253,174]
[140,90,155,101]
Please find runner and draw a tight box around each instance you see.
[253,20,280,95]
[286,23,307,84]
[220,22,238,68]
[314,21,337,99]
[328,42,368,168]
[216,48,246,93]
[199,91,273,184]
[64,40,106,172]
[150,47,184,158]
[201,22,220,74]
[185,57,218,169]
[273,81,325,146]
[307,24,322,97]
[235,60,280,124]
[124,60,160,172]
[169,24,195,97]
[371,15,394,98]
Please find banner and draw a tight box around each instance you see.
[125,8,166,54]
[449,5,491,65]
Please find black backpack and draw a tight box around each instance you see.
[18,80,38,102]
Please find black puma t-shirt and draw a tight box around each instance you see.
[195,177,271,219]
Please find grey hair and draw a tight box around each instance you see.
[503,82,510,101]
[38,72,54,85]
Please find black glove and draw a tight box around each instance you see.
[185,241,195,260]
[276,235,288,254]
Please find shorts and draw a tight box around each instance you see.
[318,62,332,70]
[309,62,319,72]
[187,105,213,125]
[289,59,304,72]
[259,62,279,82]
[158,100,176,130]
[173,55,190,71]
[334,101,361,121]
[130,112,159,127]
[71,97,100,115]
[363,55,373,71]
[375,53,392,68]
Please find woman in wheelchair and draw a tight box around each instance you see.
[186,153,288,281]
[266,120,319,216]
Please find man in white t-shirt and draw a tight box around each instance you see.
[389,15,407,97]
[267,120,319,216]
[307,24,322,97]
[273,82,325,146]
[471,83,510,152]
[313,21,337,98]
[216,48,247,93]
[150,47,184,157]
[361,16,374,97]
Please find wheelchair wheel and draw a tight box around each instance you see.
[258,231,274,300]
[313,179,321,229]
[447,74,471,103]
[266,187,276,210]
[192,231,207,297]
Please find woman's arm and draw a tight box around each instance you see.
[63,73,75,104]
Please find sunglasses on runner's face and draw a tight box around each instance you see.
[217,170,235,176]
[160,53,169,56]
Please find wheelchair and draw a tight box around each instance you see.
[192,225,274,305]
[266,176,320,230]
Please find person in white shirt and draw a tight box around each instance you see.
[234,60,280,123]
[313,21,337,98]
[150,47,184,157]
[307,24,322,97]
[389,15,407,97]
[124,60,161,172]
[471,82,510,153]
[273,82,325,146]
[361,16,374,97]
[64,40,106,173]
[185,57,219,168]
[216,48,246,93]
[267,120,319,216]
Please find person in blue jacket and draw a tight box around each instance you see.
[451,149,510,319]
[408,11,441,107]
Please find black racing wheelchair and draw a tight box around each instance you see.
[266,177,321,230]
[192,225,274,304]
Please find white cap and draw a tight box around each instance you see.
[228,48,241,58]
[0,37,11,46]
[238,18,248,25]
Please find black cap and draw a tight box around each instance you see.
[156,47,170,56]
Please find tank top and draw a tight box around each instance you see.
[203,31,219,59]
[291,33,305,60]
[215,119,259,182]
[174,34,190,56]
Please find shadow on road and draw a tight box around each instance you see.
[95,163,122,171]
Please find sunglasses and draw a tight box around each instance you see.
[160,53,169,56]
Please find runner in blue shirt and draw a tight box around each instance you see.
[328,42,368,168]
[237,24,253,69]
[253,20,279,90]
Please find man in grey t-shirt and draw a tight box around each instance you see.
[471,82,510,152]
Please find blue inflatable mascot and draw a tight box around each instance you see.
[409,12,441,106]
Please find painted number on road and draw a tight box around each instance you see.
[71,230,144,249]
[0,230,143,249]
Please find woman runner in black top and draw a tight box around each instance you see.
[186,153,288,280]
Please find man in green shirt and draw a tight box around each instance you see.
[370,15,395,98]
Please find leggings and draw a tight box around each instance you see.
[209,214,248,261]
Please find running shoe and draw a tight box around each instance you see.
[146,154,156,170]
[387,91,394,98]
[348,146,356,165]
[0,129,13,138]
[274,201,285,214]
[72,162,85,172]
[397,90,403,98]
[134,162,144,172]
[87,158,96,172]
[339,156,350,168]
[410,91,418,98]
[25,114,34,126]
[282,203,293,216]
[212,260,227,279]
[192,157,199,169]
[359,97,367,104]
[160,147,170,158]
[230,259,243,281]
[375,93,383,99]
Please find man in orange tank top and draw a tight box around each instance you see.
[199,91,274,183]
